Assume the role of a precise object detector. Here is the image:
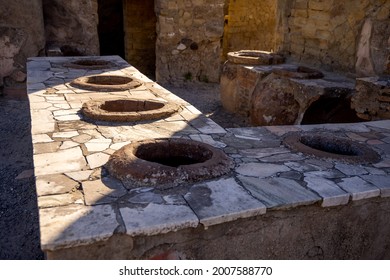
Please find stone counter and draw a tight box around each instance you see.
[28,56,390,259]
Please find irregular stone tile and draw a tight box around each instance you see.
[72,134,93,144]
[33,142,61,154]
[185,178,266,228]
[285,161,318,172]
[195,118,226,134]
[46,96,65,101]
[367,120,390,130]
[189,134,226,148]
[127,191,165,205]
[364,166,387,175]
[179,107,201,122]
[373,158,390,168]
[239,176,320,209]
[110,141,132,150]
[38,192,84,208]
[54,114,81,121]
[39,204,119,251]
[337,177,380,201]
[304,175,349,207]
[59,122,96,132]
[85,138,112,152]
[382,137,390,144]
[229,127,280,141]
[82,177,127,206]
[31,110,56,134]
[335,163,369,176]
[65,170,94,182]
[36,174,79,196]
[86,152,110,169]
[30,102,52,110]
[60,141,80,150]
[33,147,87,176]
[149,120,200,135]
[28,71,53,83]
[104,149,115,155]
[367,139,384,145]
[53,109,80,117]
[359,175,390,197]
[57,89,76,94]
[235,162,290,178]
[52,131,79,138]
[120,201,199,236]
[304,159,334,170]
[279,171,303,181]
[164,113,185,122]
[265,125,301,136]
[260,153,305,163]
[53,103,71,110]
[28,95,46,103]
[346,132,368,142]
[305,170,346,179]
[239,147,290,158]
[221,134,262,149]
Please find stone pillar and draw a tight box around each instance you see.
[42,0,99,55]
[0,0,45,80]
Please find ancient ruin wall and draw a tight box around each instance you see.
[0,0,45,81]
[123,0,157,78]
[42,0,99,55]
[223,0,280,58]
[283,0,390,75]
[155,0,226,85]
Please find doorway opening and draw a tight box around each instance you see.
[97,0,125,58]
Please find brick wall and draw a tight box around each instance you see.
[223,0,279,58]
[283,0,390,75]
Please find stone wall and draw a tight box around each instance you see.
[0,0,45,83]
[283,0,390,75]
[42,0,99,56]
[223,0,279,58]
[123,0,157,77]
[155,0,226,85]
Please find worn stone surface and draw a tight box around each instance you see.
[38,192,83,208]
[238,176,320,209]
[185,178,266,228]
[33,147,87,176]
[120,202,199,236]
[304,175,350,207]
[338,176,380,201]
[82,177,127,206]
[36,174,79,196]
[235,162,290,178]
[39,204,118,251]
[27,56,390,260]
